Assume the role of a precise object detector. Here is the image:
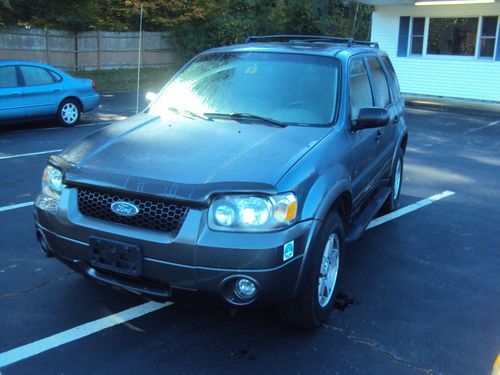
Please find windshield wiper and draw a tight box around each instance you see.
[168,107,211,121]
[203,112,287,128]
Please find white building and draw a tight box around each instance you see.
[359,0,500,102]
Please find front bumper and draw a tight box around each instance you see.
[35,188,320,306]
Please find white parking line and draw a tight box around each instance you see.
[0,301,172,368]
[0,201,33,212]
[367,190,455,229]
[463,119,500,135]
[0,190,456,367]
[0,150,62,161]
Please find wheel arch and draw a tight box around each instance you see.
[292,183,352,299]
[59,96,83,112]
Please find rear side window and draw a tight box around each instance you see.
[0,66,18,88]
[20,66,55,86]
[367,57,391,107]
[48,70,63,82]
[349,59,373,119]
[381,55,401,95]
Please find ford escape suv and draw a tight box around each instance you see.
[34,35,408,328]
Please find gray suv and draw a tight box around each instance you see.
[34,35,407,328]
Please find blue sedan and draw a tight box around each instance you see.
[0,60,100,127]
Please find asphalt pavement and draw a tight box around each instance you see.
[0,94,499,375]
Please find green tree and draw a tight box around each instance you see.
[0,0,373,61]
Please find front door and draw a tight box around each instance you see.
[366,56,397,175]
[347,57,381,208]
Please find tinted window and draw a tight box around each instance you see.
[382,55,401,95]
[0,66,18,88]
[150,52,340,125]
[20,66,55,86]
[349,59,373,119]
[367,58,391,107]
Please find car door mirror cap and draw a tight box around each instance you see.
[352,107,390,131]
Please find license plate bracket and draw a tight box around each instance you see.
[89,237,142,277]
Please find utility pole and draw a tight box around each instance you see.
[136,3,143,114]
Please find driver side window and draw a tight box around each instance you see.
[349,59,373,120]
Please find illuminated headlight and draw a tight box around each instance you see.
[208,193,297,232]
[36,165,65,211]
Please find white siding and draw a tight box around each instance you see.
[371,4,500,101]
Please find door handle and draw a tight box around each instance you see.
[375,129,383,141]
[10,92,22,96]
[53,89,62,92]
[393,115,400,124]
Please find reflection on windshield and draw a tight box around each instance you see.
[149,52,339,125]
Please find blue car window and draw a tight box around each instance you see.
[20,66,55,86]
[48,70,63,82]
[0,66,18,88]
[366,57,391,108]
[349,59,373,119]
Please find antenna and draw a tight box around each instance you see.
[135,3,143,114]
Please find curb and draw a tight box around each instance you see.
[403,95,500,116]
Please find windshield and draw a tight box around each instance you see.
[149,52,340,126]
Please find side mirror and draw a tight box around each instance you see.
[145,92,157,102]
[353,107,389,130]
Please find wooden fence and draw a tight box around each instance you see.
[0,27,177,70]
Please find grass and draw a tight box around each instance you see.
[71,67,179,94]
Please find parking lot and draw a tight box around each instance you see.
[0,96,499,375]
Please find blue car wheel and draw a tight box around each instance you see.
[57,98,81,127]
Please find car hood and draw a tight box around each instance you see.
[57,113,330,203]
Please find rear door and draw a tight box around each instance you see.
[347,57,381,207]
[0,65,25,122]
[19,65,62,118]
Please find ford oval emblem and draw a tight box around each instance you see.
[110,201,139,217]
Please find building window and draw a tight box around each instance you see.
[480,16,498,58]
[427,17,478,56]
[411,17,425,55]
[400,16,499,60]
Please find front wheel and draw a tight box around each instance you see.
[57,99,81,127]
[280,211,345,328]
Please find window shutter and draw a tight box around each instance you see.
[398,16,410,57]
[496,20,500,61]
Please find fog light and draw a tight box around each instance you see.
[35,194,58,211]
[234,278,257,300]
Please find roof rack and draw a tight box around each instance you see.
[244,35,379,49]
[352,40,380,48]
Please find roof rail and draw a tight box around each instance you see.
[244,35,379,48]
[245,35,353,46]
[352,40,379,49]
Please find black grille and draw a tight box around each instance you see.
[77,188,188,233]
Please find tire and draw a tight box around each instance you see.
[57,99,81,127]
[382,148,404,214]
[280,211,345,328]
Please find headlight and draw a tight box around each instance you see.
[208,192,297,232]
[41,165,64,200]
